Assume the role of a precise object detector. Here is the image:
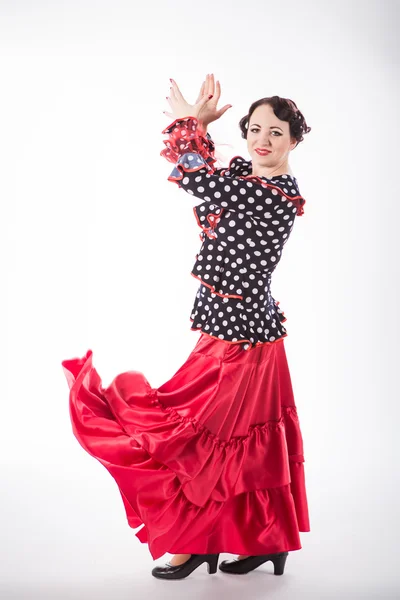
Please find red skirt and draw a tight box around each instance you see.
[61,333,310,560]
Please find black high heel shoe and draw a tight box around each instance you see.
[219,551,288,575]
[151,553,220,580]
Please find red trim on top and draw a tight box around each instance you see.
[192,205,225,241]
[190,272,243,299]
[189,317,287,350]
[220,155,306,216]
[160,116,217,170]
[161,115,203,135]
[166,161,214,186]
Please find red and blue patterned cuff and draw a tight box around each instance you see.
[160,116,217,168]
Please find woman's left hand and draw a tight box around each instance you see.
[164,78,213,122]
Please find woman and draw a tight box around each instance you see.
[61,73,311,581]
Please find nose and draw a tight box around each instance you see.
[260,133,272,145]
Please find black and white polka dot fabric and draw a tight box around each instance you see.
[160,116,306,351]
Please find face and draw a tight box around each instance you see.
[246,103,297,172]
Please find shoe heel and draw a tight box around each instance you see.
[271,552,288,575]
[206,554,220,574]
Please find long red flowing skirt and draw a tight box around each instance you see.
[61,333,310,560]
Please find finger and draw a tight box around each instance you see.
[206,73,212,96]
[195,81,205,104]
[214,79,222,101]
[204,75,215,103]
[165,96,179,115]
[209,73,215,96]
[197,93,213,108]
[169,79,183,100]
[163,110,174,118]
[218,104,233,117]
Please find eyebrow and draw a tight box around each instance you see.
[250,123,283,131]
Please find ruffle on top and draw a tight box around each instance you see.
[160,116,220,173]
[215,156,305,216]
[189,276,289,351]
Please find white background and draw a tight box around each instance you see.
[1,0,399,598]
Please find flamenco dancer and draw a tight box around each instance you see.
[62,73,311,580]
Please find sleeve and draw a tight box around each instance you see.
[160,115,218,171]
[160,116,305,218]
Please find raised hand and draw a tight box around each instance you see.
[193,74,232,127]
[164,78,214,123]
[164,74,232,128]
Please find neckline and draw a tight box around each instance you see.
[236,159,296,181]
[228,157,297,183]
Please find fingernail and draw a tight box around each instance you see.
[209,94,213,99]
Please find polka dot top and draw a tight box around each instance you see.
[160,116,306,351]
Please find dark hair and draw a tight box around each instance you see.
[239,96,311,149]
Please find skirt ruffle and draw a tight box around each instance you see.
[61,333,310,560]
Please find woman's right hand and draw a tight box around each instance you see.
[194,74,232,128]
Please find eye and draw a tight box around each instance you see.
[249,128,282,136]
